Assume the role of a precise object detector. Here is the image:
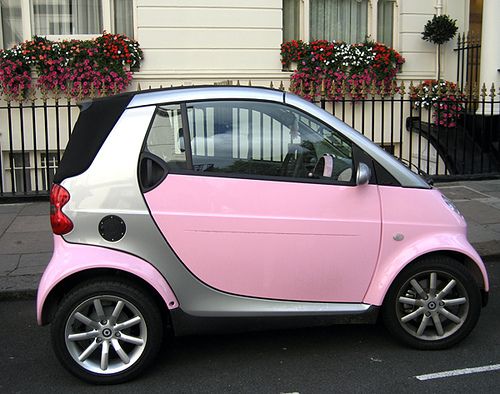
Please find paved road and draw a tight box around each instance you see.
[0,259,499,393]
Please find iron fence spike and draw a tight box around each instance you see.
[380,80,387,97]
[360,80,366,95]
[399,80,406,96]
[480,83,487,100]
[391,80,397,95]
[351,81,357,97]
[472,82,479,100]
[89,83,96,98]
[437,80,444,96]
[464,81,470,97]
[29,89,37,103]
[408,80,416,96]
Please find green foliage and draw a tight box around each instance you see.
[422,14,459,45]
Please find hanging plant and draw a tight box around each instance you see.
[411,80,465,128]
[0,32,143,100]
[281,39,405,100]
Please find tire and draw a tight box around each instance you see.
[51,278,163,384]
[382,257,481,350]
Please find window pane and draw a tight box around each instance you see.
[187,101,353,182]
[378,0,394,47]
[283,0,300,42]
[146,105,187,170]
[310,0,368,43]
[1,0,23,48]
[31,0,102,35]
[40,152,58,190]
[10,152,32,193]
[113,0,133,38]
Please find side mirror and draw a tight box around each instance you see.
[356,162,371,186]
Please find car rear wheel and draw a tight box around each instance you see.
[51,279,163,384]
[383,257,482,349]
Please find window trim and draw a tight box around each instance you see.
[12,0,136,44]
[0,6,4,48]
[287,0,399,49]
[165,98,361,187]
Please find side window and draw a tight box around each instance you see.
[186,100,354,183]
[145,104,187,170]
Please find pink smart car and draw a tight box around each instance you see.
[37,86,489,384]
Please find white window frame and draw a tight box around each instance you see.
[40,151,59,190]
[16,0,136,42]
[291,0,399,48]
[0,6,4,48]
[5,151,33,193]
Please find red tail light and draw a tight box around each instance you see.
[50,184,74,235]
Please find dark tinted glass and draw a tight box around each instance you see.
[187,100,354,182]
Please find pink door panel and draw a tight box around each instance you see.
[145,174,381,302]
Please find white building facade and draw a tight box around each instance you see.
[0,0,497,194]
[1,0,494,85]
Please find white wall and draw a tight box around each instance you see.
[397,0,468,81]
[133,0,470,86]
[134,0,285,86]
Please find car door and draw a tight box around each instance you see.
[141,100,381,303]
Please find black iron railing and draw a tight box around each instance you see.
[0,97,78,197]
[455,32,481,102]
[313,81,499,180]
[0,83,499,199]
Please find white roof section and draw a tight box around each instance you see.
[127,86,285,108]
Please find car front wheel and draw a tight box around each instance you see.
[51,278,163,384]
[383,257,482,350]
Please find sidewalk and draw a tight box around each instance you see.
[0,179,499,299]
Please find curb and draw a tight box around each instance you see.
[471,241,500,261]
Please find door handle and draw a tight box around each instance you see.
[139,153,168,192]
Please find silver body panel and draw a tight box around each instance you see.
[127,86,285,109]
[61,86,427,317]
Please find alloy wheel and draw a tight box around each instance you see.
[64,295,148,374]
[396,270,469,341]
